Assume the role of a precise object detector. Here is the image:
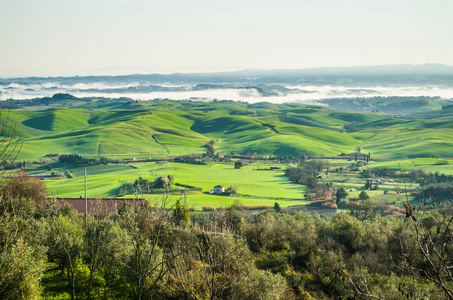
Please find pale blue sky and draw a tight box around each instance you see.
[1,0,452,77]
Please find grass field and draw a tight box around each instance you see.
[41,155,451,210]
[8,99,453,161]
[363,158,453,173]
[134,194,308,211]
[44,161,307,209]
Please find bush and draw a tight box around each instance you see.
[2,172,47,209]
[202,206,216,211]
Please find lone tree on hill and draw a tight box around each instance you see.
[234,161,243,169]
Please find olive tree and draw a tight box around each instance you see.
[0,100,45,299]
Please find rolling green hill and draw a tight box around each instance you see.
[6,99,453,160]
[22,108,90,131]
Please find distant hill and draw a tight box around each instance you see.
[7,98,453,161]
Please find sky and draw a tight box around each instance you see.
[1,0,453,77]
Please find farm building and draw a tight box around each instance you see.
[213,185,225,195]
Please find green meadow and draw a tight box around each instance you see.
[44,161,307,210]
[362,158,453,174]
[40,156,453,210]
[8,99,453,161]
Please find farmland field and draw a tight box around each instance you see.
[44,161,307,209]
[361,158,453,174]
[38,155,453,210]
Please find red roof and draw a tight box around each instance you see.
[52,198,146,215]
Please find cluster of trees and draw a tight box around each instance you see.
[362,168,453,187]
[2,173,453,299]
[118,176,174,195]
[1,174,48,299]
[343,123,360,132]
[285,160,339,203]
[59,154,113,166]
[414,171,453,186]
[246,205,453,299]
[396,170,453,203]
[1,160,27,171]
[270,151,314,164]
[0,176,286,299]
[59,154,91,164]
[361,167,395,178]
[418,185,453,202]
[205,140,215,157]
[284,160,325,190]
[363,179,378,190]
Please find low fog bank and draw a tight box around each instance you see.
[2,81,453,104]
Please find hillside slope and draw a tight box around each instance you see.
[8,100,453,160]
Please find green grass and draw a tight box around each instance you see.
[217,133,350,157]
[295,113,345,126]
[363,158,453,174]
[276,123,361,146]
[44,162,307,209]
[165,145,207,156]
[327,111,384,123]
[40,262,71,300]
[362,129,453,159]
[22,108,90,131]
[41,157,451,211]
[145,163,306,199]
[162,194,308,210]
[319,172,417,206]
[6,100,453,161]
[277,114,335,129]
[191,115,274,142]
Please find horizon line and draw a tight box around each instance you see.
[1,62,453,80]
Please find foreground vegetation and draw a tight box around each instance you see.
[2,174,453,299]
[2,96,453,298]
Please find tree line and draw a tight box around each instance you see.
[59,154,113,166]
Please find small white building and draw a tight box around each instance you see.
[213,185,225,195]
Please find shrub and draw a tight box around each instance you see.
[202,206,216,211]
